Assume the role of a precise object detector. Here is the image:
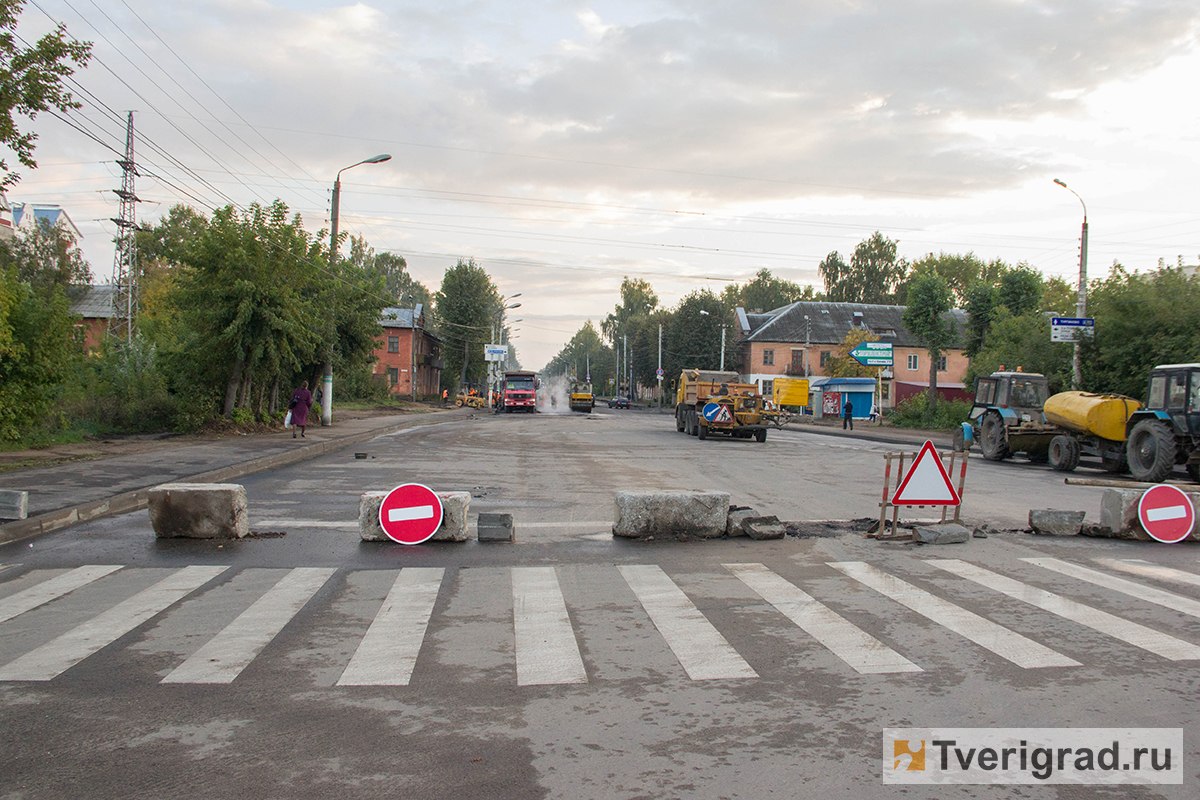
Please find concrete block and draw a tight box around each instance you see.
[744,515,786,540]
[0,490,29,520]
[1029,509,1086,537]
[477,512,514,543]
[148,483,249,539]
[359,490,471,542]
[913,523,970,545]
[725,507,756,537]
[613,491,730,539]
[1096,488,1200,542]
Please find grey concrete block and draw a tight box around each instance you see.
[913,523,970,545]
[359,490,471,543]
[725,507,756,537]
[744,515,786,540]
[613,491,730,539]
[0,490,29,520]
[477,512,514,543]
[148,483,249,539]
[1029,509,1086,537]
[1096,488,1200,542]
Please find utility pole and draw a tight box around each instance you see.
[622,334,628,397]
[719,324,727,372]
[657,323,663,408]
[109,111,139,343]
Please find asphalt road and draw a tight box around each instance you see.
[1,408,1197,799]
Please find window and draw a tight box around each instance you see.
[975,380,996,405]
[387,336,400,354]
[1191,371,1200,414]
[819,351,831,367]
[936,355,947,372]
[1168,372,1188,409]
[762,349,774,366]
[386,367,399,386]
[1147,375,1166,409]
[881,381,890,400]
[761,380,774,399]
[907,354,919,371]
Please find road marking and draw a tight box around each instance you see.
[337,568,443,686]
[828,561,1078,669]
[162,568,335,684]
[512,567,588,686]
[724,563,921,674]
[387,505,435,523]
[0,566,227,681]
[930,560,1200,661]
[0,565,124,625]
[618,564,757,680]
[1092,558,1200,589]
[1022,558,1200,619]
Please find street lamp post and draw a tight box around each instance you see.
[323,153,392,426]
[490,296,521,403]
[1054,178,1089,389]
[699,309,727,371]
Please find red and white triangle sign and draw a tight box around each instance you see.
[891,440,961,506]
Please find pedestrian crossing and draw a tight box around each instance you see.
[1,557,1198,687]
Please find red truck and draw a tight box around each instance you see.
[500,370,538,413]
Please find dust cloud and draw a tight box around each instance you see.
[537,374,572,415]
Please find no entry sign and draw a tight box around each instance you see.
[1137,484,1196,544]
[378,483,444,545]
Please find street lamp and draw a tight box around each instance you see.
[1054,178,1089,389]
[699,309,728,371]
[490,298,522,401]
[322,152,392,426]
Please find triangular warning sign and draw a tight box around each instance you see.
[891,440,960,506]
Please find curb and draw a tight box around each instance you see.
[0,414,456,547]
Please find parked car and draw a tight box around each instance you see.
[608,396,630,409]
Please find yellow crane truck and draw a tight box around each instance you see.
[674,369,769,443]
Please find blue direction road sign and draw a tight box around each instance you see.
[849,341,894,367]
[1051,317,1095,343]
[702,402,732,423]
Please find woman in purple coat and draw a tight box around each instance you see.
[289,380,313,438]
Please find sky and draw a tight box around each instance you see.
[8,0,1200,370]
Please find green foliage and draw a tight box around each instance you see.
[905,251,988,306]
[903,272,956,406]
[826,329,879,378]
[967,308,1071,392]
[334,363,392,403]
[888,393,973,431]
[722,268,813,312]
[0,0,93,189]
[997,265,1044,317]
[434,258,500,389]
[63,336,180,433]
[0,247,80,442]
[662,290,724,380]
[820,232,908,303]
[544,321,611,388]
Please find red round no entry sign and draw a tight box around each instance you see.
[378,483,444,545]
[1137,484,1196,544]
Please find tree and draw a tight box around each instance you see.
[434,258,499,390]
[0,214,90,290]
[663,290,724,381]
[904,252,988,306]
[825,328,879,378]
[968,308,1070,392]
[0,0,93,189]
[902,273,955,408]
[346,235,431,308]
[602,277,660,397]
[997,264,1044,317]
[724,268,812,312]
[820,232,907,304]
[963,281,997,357]
[543,321,611,389]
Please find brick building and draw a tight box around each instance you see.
[373,305,442,399]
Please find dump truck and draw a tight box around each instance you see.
[674,369,769,443]
[569,381,594,413]
[499,370,538,413]
[958,370,1139,473]
[1124,363,1200,483]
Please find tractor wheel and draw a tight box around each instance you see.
[979,413,1011,461]
[1048,435,1081,472]
[698,424,708,440]
[755,428,767,443]
[1126,419,1177,483]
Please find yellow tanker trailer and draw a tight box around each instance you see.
[1042,391,1141,473]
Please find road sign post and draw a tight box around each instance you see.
[378,483,444,545]
[850,341,894,367]
[1050,317,1095,343]
[1137,484,1196,544]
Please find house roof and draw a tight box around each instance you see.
[379,303,423,328]
[68,284,116,319]
[739,301,967,349]
[10,202,82,239]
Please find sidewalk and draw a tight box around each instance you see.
[0,409,462,545]
[780,416,954,449]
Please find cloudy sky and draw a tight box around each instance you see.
[10,0,1200,368]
